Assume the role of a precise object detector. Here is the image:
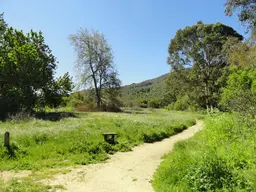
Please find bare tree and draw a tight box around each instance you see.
[69,29,121,109]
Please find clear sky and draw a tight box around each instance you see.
[1,0,244,85]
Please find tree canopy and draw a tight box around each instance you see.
[167,22,243,109]
[0,14,73,118]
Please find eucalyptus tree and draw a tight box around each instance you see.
[167,22,243,109]
[225,0,256,32]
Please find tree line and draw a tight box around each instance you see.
[0,0,255,118]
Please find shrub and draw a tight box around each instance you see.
[148,99,162,108]
[139,99,148,108]
[174,96,190,111]
[220,69,256,116]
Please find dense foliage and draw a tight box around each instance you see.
[220,38,256,115]
[166,21,243,110]
[0,14,73,119]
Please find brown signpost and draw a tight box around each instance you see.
[4,132,10,148]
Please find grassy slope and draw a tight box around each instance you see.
[153,114,256,192]
[0,109,201,171]
[120,73,168,103]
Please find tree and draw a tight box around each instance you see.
[38,72,74,108]
[167,22,243,109]
[225,0,256,33]
[0,14,72,118]
[220,69,256,116]
[69,29,121,109]
[220,38,256,115]
[222,37,256,69]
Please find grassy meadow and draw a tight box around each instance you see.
[0,108,201,171]
[153,114,256,192]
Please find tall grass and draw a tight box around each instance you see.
[153,113,256,191]
[0,109,199,171]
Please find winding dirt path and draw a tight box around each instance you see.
[47,120,203,192]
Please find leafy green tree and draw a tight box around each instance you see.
[220,69,256,116]
[220,39,256,115]
[0,14,72,118]
[167,22,243,109]
[38,72,74,108]
[69,29,121,110]
[222,37,256,68]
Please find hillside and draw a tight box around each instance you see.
[120,73,169,106]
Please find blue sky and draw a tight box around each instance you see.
[1,0,244,85]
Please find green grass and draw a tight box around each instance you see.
[0,108,201,171]
[0,177,65,192]
[153,113,256,192]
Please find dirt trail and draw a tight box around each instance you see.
[47,120,203,192]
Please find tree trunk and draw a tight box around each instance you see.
[89,61,101,110]
[92,77,101,109]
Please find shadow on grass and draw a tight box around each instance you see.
[122,111,149,115]
[34,112,79,121]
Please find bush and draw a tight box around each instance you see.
[148,98,162,108]
[220,69,256,116]
[174,96,190,111]
[164,103,174,111]
[139,99,148,108]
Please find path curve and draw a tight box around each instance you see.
[48,120,203,192]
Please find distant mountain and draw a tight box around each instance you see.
[120,73,169,106]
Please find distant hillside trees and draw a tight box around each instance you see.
[0,14,73,119]
[120,74,168,108]
[69,29,121,111]
[166,22,243,110]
